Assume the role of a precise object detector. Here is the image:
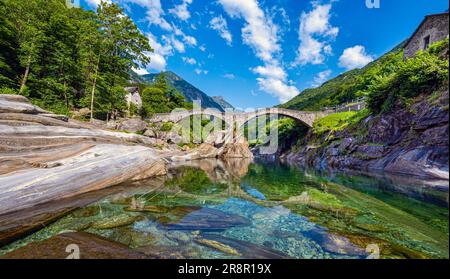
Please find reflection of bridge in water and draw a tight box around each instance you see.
[149,108,332,128]
[112,158,280,208]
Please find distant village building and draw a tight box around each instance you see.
[125,87,142,115]
[403,12,449,60]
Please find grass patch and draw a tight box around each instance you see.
[313,109,369,135]
[160,122,174,132]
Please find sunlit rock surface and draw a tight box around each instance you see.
[0,94,167,217]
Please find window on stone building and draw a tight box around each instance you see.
[423,35,431,50]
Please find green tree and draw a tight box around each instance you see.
[139,73,192,117]
[3,0,46,95]
[0,0,153,118]
[0,0,19,89]
[87,1,152,120]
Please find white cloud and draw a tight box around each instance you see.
[195,69,208,75]
[85,0,111,8]
[218,0,297,103]
[312,70,332,87]
[125,0,172,31]
[145,33,174,71]
[183,35,197,46]
[124,0,197,48]
[338,45,374,70]
[169,0,193,21]
[209,16,233,46]
[256,77,299,103]
[182,57,197,65]
[218,0,280,63]
[173,25,197,46]
[251,65,287,81]
[132,67,150,76]
[199,45,206,52]
[294,3,339,66]
[223,73,235,79]
[170,36,185,53]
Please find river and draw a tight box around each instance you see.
[0,159,448,259]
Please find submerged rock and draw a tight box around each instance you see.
[354,223,390,233]
[166,208,250,231]
[71,206,100,218]
[92,214,143,230]
[125,205,170,213]
[201,234,290,259]
[195,238,241,256]
[0,232,147,259]
[320,234,367,256]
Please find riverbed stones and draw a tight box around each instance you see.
[195,238,241,256]
[0,232,148,259]
[166,208,250,231]
[71,206,100,218]
[320,234,366,256]
[201,234,290,259]
[91,214,143,230]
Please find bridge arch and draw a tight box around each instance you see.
[235,108,328,129]
[148,108,330,131]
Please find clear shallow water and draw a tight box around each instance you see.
[1,159,448,259]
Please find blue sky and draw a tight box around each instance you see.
[81,0,449,109]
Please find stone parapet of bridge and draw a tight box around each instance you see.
[148,107,332,128]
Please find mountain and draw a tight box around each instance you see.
[280,41,406,111]
[140,71,225,112]
[212,96,235,111]
[129,70,146,84]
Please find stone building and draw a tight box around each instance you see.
[403,12,449,60]
[125,87,142,108]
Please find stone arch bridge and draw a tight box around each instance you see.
[148,108,331,128]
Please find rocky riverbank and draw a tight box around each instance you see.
[279,88,449,180]
[0,94,171,215]
[0,94,253,244]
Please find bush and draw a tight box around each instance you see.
[0,87,17,95]
[367,39,449,113]
[160,122,174,132]
[313,109,369,135]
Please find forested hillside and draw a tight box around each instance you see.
[280,42,406,111]
[141,71,225,111]
[0,0,151,119]
[276,38,449,179]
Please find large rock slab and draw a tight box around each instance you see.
[0,95,49,114]
[0,232,147,259]
[116,118,148,133]
[0,144,166,215]
[0,123,156,146]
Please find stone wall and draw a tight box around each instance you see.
[404,13,449,59]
